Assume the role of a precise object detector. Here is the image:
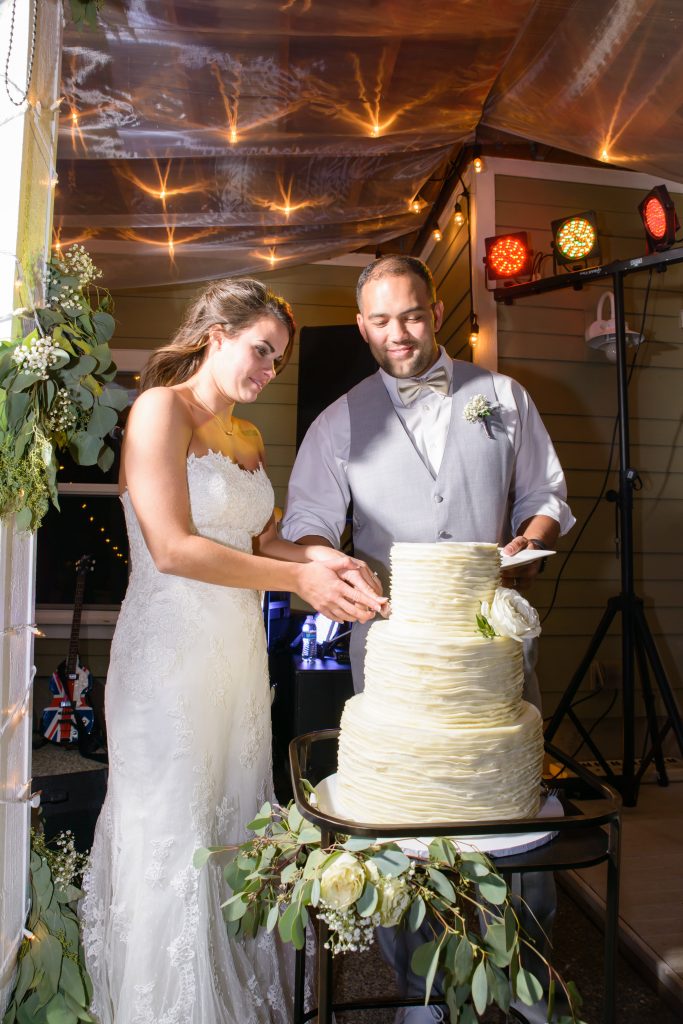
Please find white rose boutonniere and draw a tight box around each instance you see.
[478,587,542,643]
[319,851,366,909]
[463,393,498,438]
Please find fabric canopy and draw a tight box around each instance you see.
[55,0,683,288]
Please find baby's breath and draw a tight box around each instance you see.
[12,334,61,379]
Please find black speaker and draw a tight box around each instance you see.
[34,769,108,852]
[293,656,354,781]
[296,324,377,448]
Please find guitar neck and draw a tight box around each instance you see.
[65,572,88,678]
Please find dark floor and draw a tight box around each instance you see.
[332,882,681,1024]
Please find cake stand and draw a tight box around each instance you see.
[288,729,622,1024]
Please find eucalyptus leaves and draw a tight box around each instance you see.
[0,246,127,530]
[195,799,585,1023]
[3,830,93,1024]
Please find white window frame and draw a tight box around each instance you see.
[36,348,152,639]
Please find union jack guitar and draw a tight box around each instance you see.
[41,555,97,745]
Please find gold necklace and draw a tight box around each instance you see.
[190,389,234,437]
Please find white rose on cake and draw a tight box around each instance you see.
[319,852,366,909]
[479,587,541,643]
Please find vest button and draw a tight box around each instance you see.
[438,530,451,539]
[434,494,443,503]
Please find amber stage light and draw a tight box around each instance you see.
[638,185,679,253]
[484,233,532,281]
[551,210,600,267]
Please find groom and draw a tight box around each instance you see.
[282,255,575,1022]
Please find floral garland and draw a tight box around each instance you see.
[196,800,585,1023]
[3,829,93,1024]
[0,245,127,531]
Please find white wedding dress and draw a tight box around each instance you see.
[81,451,293,1024]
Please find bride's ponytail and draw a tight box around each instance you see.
[139,278,295,391]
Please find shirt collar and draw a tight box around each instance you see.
[379,346,452,408]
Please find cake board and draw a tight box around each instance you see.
[314,773,562,858]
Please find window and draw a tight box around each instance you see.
[36,355,143,638]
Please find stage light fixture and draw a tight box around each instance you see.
[484,232,532,282]
[638,185,679,252]
[551,210,600,267]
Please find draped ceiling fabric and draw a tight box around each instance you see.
[56,0,683,289]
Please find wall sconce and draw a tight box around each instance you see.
[585,291,644,362]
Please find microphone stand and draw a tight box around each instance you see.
[495,250,683,806]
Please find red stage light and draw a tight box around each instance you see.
[642,197,667,240]
[638,185,679,253]
[484,233,531,281]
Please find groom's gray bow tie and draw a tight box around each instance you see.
[397,366,450,405]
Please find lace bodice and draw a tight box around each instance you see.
[122,450,274,578]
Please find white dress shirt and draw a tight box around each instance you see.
[281,347,575,547]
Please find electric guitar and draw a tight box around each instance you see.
[41,555,98,746]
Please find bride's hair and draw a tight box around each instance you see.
[140,278,296,391]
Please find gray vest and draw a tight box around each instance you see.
[346,359,514,690]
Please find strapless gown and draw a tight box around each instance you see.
[81,451,293,1024]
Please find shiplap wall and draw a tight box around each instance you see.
[493,174,683,757]
[428,206,474,360]
[109,261,362,510]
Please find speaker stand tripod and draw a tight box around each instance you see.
[495,250,683,807]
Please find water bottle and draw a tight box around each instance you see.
[301,615,317,661]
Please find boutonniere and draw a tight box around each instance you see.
[463,394,498,437]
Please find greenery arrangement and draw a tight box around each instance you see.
[3,830,93,1024]
[0,245,127,531]
[69,0,105,29]
[196,798,585,1024]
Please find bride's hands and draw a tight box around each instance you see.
[305,546,384,594]
[294,561,387,623]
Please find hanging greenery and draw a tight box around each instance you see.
[0,245,128,531]
[3,829,93,1024]
[196,798,586,1023]
[69,1,105,29]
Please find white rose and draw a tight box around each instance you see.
[377,876,410,927]
[481,587,541,643]
[319,852,366,910]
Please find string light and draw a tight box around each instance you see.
[454,201,465,227]
[370,123,380,138]
[229,128,238,144]
[1,623,44,638]
[0,667,37,742]
[410,197,423,214]
[600,148,610,162]
[473,155,484,174]
[469,314,480,348]
[432,228,442,243]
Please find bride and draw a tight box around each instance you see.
[80,278,385,1023]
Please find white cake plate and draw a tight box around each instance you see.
[499,547,556,569]
[314,774,562,859]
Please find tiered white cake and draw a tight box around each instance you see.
[336,542,544,824]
